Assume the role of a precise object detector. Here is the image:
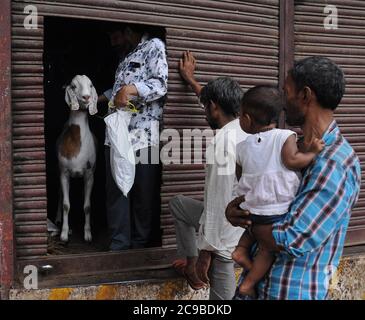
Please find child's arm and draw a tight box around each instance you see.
[281,134,325,170]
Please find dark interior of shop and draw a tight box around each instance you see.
[43,17,165,254]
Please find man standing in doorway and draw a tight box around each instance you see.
[100,24,168,251]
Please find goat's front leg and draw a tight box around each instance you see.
[60,171,71,242]
[83,170,94,242]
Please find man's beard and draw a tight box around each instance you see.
[285,101,305,127]
[206,116,219,130]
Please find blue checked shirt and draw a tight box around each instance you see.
[235,121,361,300]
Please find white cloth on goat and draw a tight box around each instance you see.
[104,109,136,196]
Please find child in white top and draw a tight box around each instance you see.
[233,85,324,298]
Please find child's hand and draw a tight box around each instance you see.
[309,138,325,154]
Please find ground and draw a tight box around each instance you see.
[8,253,365,300]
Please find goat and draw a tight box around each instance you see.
[55,75,98,243]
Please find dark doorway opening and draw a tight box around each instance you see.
[43,17,165,254]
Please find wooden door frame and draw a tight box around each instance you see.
[0,0,15,300]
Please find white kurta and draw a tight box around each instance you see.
[197,119,249,259]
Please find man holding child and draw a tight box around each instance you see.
[173,52,360,300]
[227,56,361,300]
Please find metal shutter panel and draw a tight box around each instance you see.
[295,0,365,245]
[12,0,280,257]
[11,9,48,258]
[162,0,280,247]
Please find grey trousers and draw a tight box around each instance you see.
[169,195,236,300]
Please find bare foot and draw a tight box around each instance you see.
[232,246,253,271]
[184,265,206,290]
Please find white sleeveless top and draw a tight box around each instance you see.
[236,129,301,216]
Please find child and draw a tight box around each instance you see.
[233,85,324,298]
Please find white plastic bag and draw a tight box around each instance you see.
[104,109,136,196]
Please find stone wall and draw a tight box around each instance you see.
[328,254,365,300]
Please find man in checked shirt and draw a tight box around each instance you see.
[226,56,361,300]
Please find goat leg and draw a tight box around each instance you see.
[83,170,94,242]
[60,171,71,243]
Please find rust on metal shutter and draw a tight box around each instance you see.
[11,8,47,258]
[11,0,280,257]
[294,0,365,245]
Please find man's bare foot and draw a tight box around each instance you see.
[184,265,206,290]
[238,281,257,298]
[232,246,253,270]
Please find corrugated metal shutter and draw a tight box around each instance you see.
[162,0,280,247]
[11,10,48,258]
[11,0,280,258]
[294,0,365,245]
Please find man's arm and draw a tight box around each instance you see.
[114,84,139,107]
[114,38,168,107]
[259,159,351,257]
[226,158,353,257]
[97,89,113,114]
[179,51,202,97]
[132,39,168,103]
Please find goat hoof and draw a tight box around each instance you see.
[60,232,69,243]
[84,231,92,243]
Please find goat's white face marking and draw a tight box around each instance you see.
[65,75,98,115]
[70,75,93,107]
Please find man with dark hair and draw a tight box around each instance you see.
[226,56,361,300]
[169,52,249,300]
[199,76,243,126]
[290,56,346,111]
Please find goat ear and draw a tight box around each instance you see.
[89,85,98,115]
[65,85,79,111]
